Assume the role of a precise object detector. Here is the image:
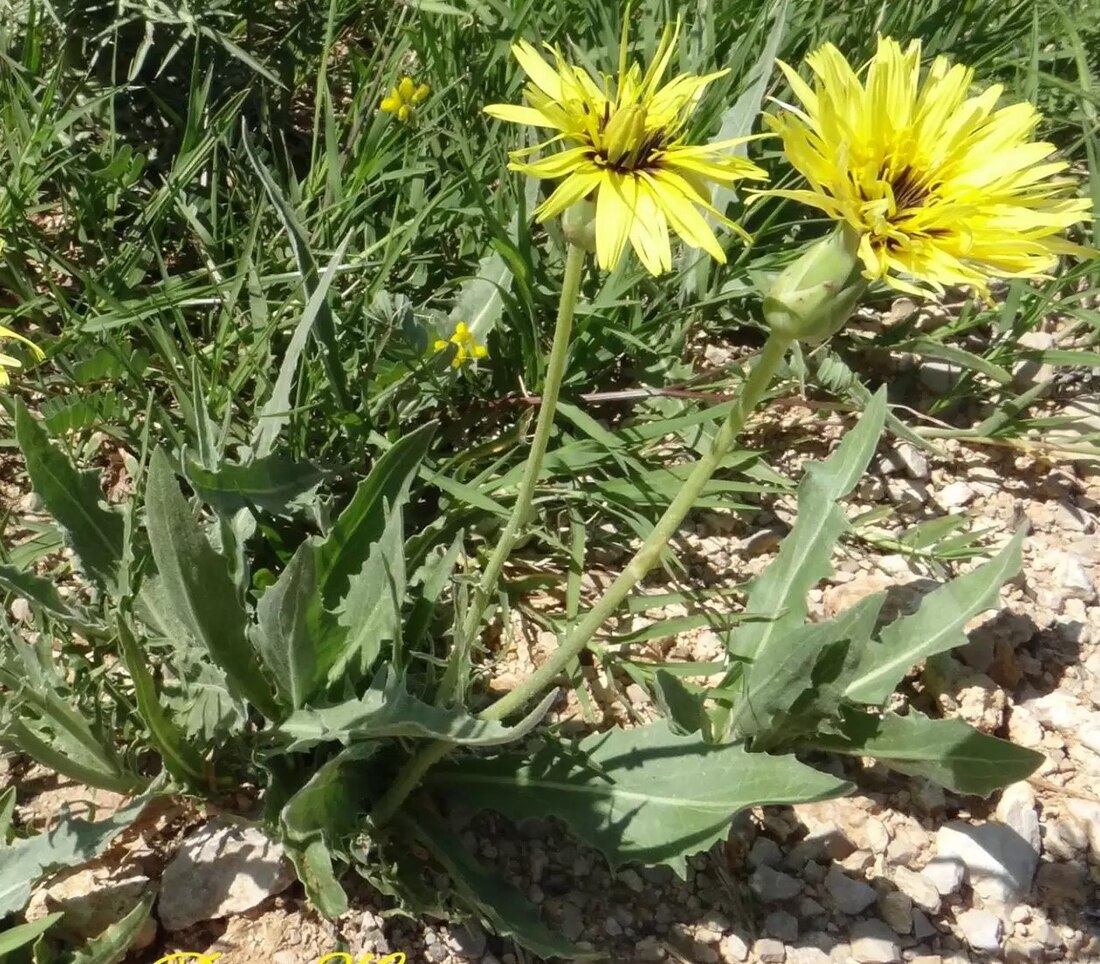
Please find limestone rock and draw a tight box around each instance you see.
[159,816,293,931]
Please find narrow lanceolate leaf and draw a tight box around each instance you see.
[330,496,405,682]
[0,563,84,623]
[186,454,325,518]
[255,542,324,710]
[68,892,155,964]
[275,668,554,753]
[808,709,1044,796]
[431,720,852,876]
[727,389,887,662]
[0,800,149,916]
[116,616,207,789]
[407,806,594,961]
[144,449,279,720]
[844,528,1026,705]
[316,422,437,606]
[280,746,376,918]
[0,914,63,956]
[13,399,124,592]
[729,592,885,742]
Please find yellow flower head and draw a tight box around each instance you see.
[764,36,1094,297]
[434,321,488,369]
[380,76,431,123]
[0,323,43,387]
[485,20,767,276]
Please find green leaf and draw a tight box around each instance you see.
[329,494,406,683]
[0,915,63,956]
[653,670,707,737]
[275,668,554,752]
[116,616,207,789]
[185,454,324,517]
[279,746,375,918]
[730,593,885,742]
[144,448,279,720]
[406,806,593,961]
[316,422,436,606]
[0,564,83,623]
[0,801,149,916]
[844,528,1026,705]
[67,892,154,964]
[431,720,851,875]
[727,389,887,663]
[808,709,1044,796]
[13,400,124,592]
[255,542,324,710]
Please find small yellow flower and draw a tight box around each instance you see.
[485,20,767,276]
[380,76,431,123]
[763,37,1094,297]
[434,321,488,369]
[0,323,44,387]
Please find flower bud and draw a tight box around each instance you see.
[562,198,597,254]
[762,225,868,344]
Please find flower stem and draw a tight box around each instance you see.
[440,242,587,705]
[370,333,791,827]
[481,331,791,721]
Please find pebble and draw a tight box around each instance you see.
[1004,937,1046,963]
[446,922,486,959]
[764,910,799,942]
[937,480,975,509]
[719,933,749,962]
[1067,799,1100,854]
[850,919,901,963]
[880,442,930,480]
[634,937,665,961]
[754,938,787,963]
[912,909,938,941]
[892,866,941,913]
[879,891,913,934]
[749,837,784,868]
[996,783,1041,853]
[824,868,877,914]
[750,865,802,902]
[956,908,1003,953]
[933,819,1038,902]
[1035,860,1087,901]
[1055,554,1096,603]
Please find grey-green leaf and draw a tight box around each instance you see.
[431,720,851,875]
[144,448,279,719]
[13,399,124,592]
[730,592,885,741]
[727,390,886,662]
[186,454,325,517]
[406,806,594,961]
[255,542,323,709]
[844,528,1026,705]
[0,800,149,916]
[116,616,207,789]
[0,914,63,956]
[809,709,1044,796]
[280,746,375,918]
[275,667,554,752]
[68,892,155,964]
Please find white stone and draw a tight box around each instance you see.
[892,866,941,913]
[159,816,293,931]
[937,481,975,509]
[719,933,749,963]
[996,783,1041,853]
[956,908,1003,953]
[933,820,1038,903]
[1054,554,1096,603]
[1067,799,1100,855]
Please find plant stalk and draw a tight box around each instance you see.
[446,242,587,691]
[370,332,791,826]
